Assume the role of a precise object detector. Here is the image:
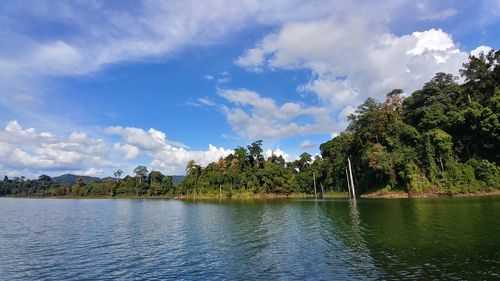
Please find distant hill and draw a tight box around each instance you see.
[51,174,185,186]
[171,175,185,186]
[52,174,104,185]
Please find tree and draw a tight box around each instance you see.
[114,169,123,179]
[133,165,148,183]
[247,140,264,168]
[38,174,52,183]
[186,160,202,196]
[217,158,228,190]
[297,152,312,171]
[2,52,499,199]
[148,170,163,188]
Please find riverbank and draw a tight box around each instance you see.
[3,189,499,200]
[361,188,500,199]
[175,191,349,200]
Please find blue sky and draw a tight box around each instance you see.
[0,0,498,177]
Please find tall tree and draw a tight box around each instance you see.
[247,140,264,168]
[114,169,123,179]
[133,165,148,183]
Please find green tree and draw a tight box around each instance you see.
[133,165,148,183]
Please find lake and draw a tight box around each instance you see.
[0,197,499,280]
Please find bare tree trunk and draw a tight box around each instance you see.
[348,157,356,198]
[313,172,317,198]
[439,156,445,172]
[346,168,351,198]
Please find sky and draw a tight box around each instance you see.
[0,0,499,178]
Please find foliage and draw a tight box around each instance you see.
[0,168,175,198]
[1,50,499,197]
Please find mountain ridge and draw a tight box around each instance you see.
[51,174,185,186]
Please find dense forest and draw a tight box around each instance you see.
[1,50,499,198]
[0,168,176,198]
[182,49,500,196]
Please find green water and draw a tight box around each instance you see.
[0,196,499,280]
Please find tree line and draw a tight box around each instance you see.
[180,49,500,196]
[321,49,500,195]
[0,167,176,197]
[1,50,499,198]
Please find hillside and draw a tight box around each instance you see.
[51,174,185,186]
[52,174,103,185]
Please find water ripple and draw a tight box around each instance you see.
[0,197,499,280]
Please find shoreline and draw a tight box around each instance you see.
[3,189,500,200]
[360,189,500,199]
[174,192,349,200]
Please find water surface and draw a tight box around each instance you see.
[0,197,499,280]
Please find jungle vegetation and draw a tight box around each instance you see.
[1,50,499,198]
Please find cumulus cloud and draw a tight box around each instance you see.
[230,4,496,140]
[106,126,187,150]
[264,148,293,162]
[1,0,345,133]
[0,121,114,177]
[0,121,239,177]
[218,88,344,138]
[107,126,234,174]
[113,143,140,160]
[150,144,234,174]
[0,0,496,164]
[470,45,493,58]
[237,20,475,110]
[300,140,316,150]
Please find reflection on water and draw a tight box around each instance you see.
[0,197,499,280]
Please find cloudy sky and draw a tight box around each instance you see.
[0,0,498,178]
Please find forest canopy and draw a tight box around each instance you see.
[1,49,499,198]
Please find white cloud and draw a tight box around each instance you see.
[233,10,495,139]
[264,147,293,162]
[114,143,140,160]
[106,126,187,150]
[470,45,493,58]
[0,121,243,177]
[0,0,344,108]
[300,140,316,150]
[235,18,487,128]
[218,88,342,138]
[80,168,105,177]
[217,71,231,84]
[107,125,234,174]
[235,48,266,72]
[198,97,216,106]
[6,1,301,129]
[418,8,457,21]
[150,144,234,174]
[32,41,84,75]
[407,29,456,56]
[203,74,215,81]
[0,0,496,168]
[0,121,114,177]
